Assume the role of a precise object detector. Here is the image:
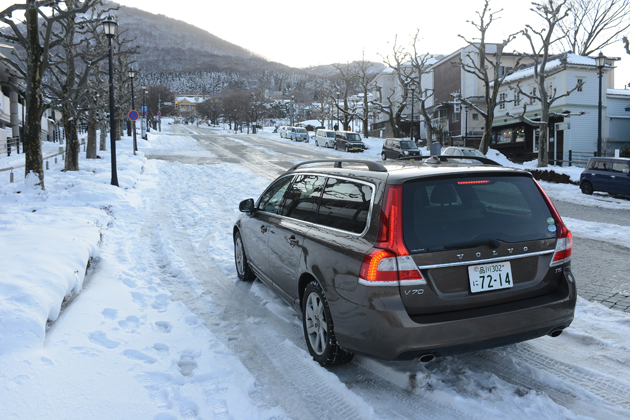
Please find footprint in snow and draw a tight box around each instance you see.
[152,294,170,312]
[178,354,198,377]
[122,277,137,288]
[155,321,172,333]
[88,331,120,349]
[118,315,140,332]
[153,343,169,356]
[102,308,118,320]
[123,349,157,364]
[184,315,198,326]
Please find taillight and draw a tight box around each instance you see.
[359,185,425,286]
[533,179,573,266]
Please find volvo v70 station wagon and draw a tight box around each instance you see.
[233,158,576,366]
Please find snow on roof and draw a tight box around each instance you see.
[503,53,605,84]
[607,88,630,96]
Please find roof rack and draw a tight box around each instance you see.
[287,159,388,173]
[421,155,501,166]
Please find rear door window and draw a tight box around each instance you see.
[402,175,555,252]
[279,175,326,223]
[318,178,373,234]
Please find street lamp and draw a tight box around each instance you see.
[128,68,138,154]
[336,90,340,130]
[141,85,147,139]
[408,82,417,141]
[103,15,119,187]
[291,95,295,126]
[596,51,606,157]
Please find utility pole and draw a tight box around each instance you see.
[158,93,162,132]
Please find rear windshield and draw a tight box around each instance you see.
[402,175,555,253]
[326,132,335,137]
[296,128,307,133]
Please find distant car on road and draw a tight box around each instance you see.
[290,127,309,142]
[580,157,630,196]
[381,138,421,160]
[443,146,486,158]
[279,126,290,138]
[315,129,336,148]
[334,131,365,152]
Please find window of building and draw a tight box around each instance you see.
[499,93,507,110]
[452,111,459,122]
[530,87,537,104]
[514,92,521,107]
[472,113,479,121]
[577,78,583,92]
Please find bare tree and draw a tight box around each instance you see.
[371,36,413,138]
[559,0,630,55]
[455,0,522,154]
[508,0,583,167]
[347,52,378,137]
[0,0,94,189]
[408,31,438,145]
[332,64,355,130]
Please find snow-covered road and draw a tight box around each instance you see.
[1,125,630,419]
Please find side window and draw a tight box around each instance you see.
[612,162,628,173]
[593,161,609,171]
[318,178,373,234]
[279,175,326,223]
[258,176,293,214]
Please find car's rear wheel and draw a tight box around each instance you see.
[581,181,593,195]
[302,281,353,366]
[234,231,255,281]
[381,152,387,161]
[345,145,349,153]
[334,143,338,150]
[315,140,319,147]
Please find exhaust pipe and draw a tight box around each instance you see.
[418,354,435,363]
[548,329,563,338]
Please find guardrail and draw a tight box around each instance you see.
[0,140,85,183]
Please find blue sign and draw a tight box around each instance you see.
[128,110,139,121]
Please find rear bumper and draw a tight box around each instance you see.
[332,267,577,360]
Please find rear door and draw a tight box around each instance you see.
[610,161,630,195]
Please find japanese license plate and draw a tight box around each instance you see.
[468,261,513,293]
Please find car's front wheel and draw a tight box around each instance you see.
[302,281,353,366]
[345,145,349,153]
[381,152,387,161]
[234,231,255,281]
[581,181,594,195]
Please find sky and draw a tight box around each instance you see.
[106,0,630,86]
[1,123,630,418]
[1,0,629,87]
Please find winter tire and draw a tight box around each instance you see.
[234,231,255,281]
[381,152,387,161]
[302,281,354,366]
[345,145,349,153]
[581,182,593,195]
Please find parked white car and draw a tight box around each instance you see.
[314,129,336,148]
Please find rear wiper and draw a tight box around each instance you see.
[443,239,501,250]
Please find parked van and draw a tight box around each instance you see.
[314,129,336,148]
[580,157,630,196]
[334,131,365,152]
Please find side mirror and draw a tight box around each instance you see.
[239,198,255,213]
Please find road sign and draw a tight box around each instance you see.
[128,110,139,121]
[157,112,161,116]
[163,102,173,106]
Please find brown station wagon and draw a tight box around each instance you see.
[233,158,577,366]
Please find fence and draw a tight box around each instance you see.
[0,140,85,183]
[0,137,22,156]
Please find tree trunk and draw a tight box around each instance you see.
[24,3,45,189]
[537,120,549,167]
[99,121,107,151]
[480,117,494,154]
[86,120,98,159]
[63,101,80,171]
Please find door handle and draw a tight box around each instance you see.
[287,235,299,247]
[611,176,616,179]
[260,225,268,234]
